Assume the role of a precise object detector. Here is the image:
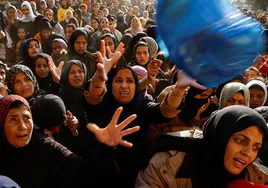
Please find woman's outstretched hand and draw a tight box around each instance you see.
[87,107,140,148]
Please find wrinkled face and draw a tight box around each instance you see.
[225,92,245,107]
[112,69,136,104]
[28,40,40,58]
[45,10,53,21]
[0,68,6,84]
[22,5,30,16]
[224,126,263,175]
[243,70,258,84]
[8,8,16,20]
[103,36,115,53]
[48,0,55,8]
[74,35,87,55]
[41,29,51,40]
[13,73,35,99]
[101,18,109,29]
[249,87,265,109]
[18,28,26,40]
[135,45,150,66]
[35,58,49,78]
[52,41,64,58]
[68,64,85,88]
[91,19,99,29]
[65,27,73,41]
[4,105,33,148]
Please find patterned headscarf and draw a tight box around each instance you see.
[0,95,30,129]
[7,64,39,94]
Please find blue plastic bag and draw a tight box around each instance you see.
[157,0,265,88]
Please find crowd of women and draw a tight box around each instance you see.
[0,0,268,187]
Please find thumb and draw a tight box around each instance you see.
[86,123,100,134]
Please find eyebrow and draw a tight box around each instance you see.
[234,133,262,145]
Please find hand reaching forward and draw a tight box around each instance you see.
[172,70,207,97]
[65,110,79,136]
[147,59,162,82]
[87,107,140,148]
[48,57,64,83]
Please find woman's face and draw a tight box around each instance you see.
[101,18,109,30]
[66,11,72,20]
[194,89,213,99]
[112,69,136,104]
[40,2,46,10]
[225,92,245,107]
[74,36,87,55]
[22,5,30,16]
[68,64,85,88]
[13,73,35,99]
[65,27,73,41]
[103,36,115,53]
[91,19,99,29]
[4,105,33,148]
[135,45,150,66]
[131,17,139,28]
[35,58,49,78]
[8,8,16,20]
[28,40,40,58]
[224,126,263,175]
[249,87,265,109]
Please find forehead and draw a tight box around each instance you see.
[15,72,28,80]
[136,45,148,51]
[7,105,30,116]
[233,126,264,143]
[70,64,83,71]
[75,35,87,41]
[36,57,47,64]
[29,40,38,46]
[114,69,134,78]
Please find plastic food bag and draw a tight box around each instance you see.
[157,0,265,88]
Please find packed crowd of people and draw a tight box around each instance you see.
[0,0,268,187]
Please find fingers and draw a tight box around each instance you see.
[99,40,106,58]
[66,110,72,117]
[121,126,140,137]
[86,123,100,134]
[110,107,123,126]
[58,61,65,70]
[119,140,133,148]
[96,51,104,64]
[96,63,107,81]
[191,81,207,90]
[116,42,125,54]
[151,59,162,67]
[106,46,112,58]
[117,114,137,130]
[109,50,122,67]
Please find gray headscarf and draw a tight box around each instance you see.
[246,80,268,106]
[140,36,158,59]
[218,82,250,110]
[52,38,68,49]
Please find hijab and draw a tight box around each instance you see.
[6,5,18,20]
[32,53,53,91]
[246,80,268,106]
[7,64,41,100]
[69,28,89,54]
[192,105,268,188]
[140,36,158,59]
[20,38,42,70]
[178,87,211,123]
[20,1,36,22]
[0,95,30,129]
[219,82,250,109]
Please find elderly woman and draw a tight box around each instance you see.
[0,94,139,187]
[136,105,268,187]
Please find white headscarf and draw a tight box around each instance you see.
[246,80,268,106]
[20,1,36,22]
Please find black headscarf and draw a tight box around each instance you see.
[32,53,53,91]
[178,87,210,123]
[20,38,41,70]
[31,94,66,130]
[69,28,89,54]
[193,105,268,187]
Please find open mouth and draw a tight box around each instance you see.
[120,91,129,97]
[233,157,246,168]
[17,134,28,139]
